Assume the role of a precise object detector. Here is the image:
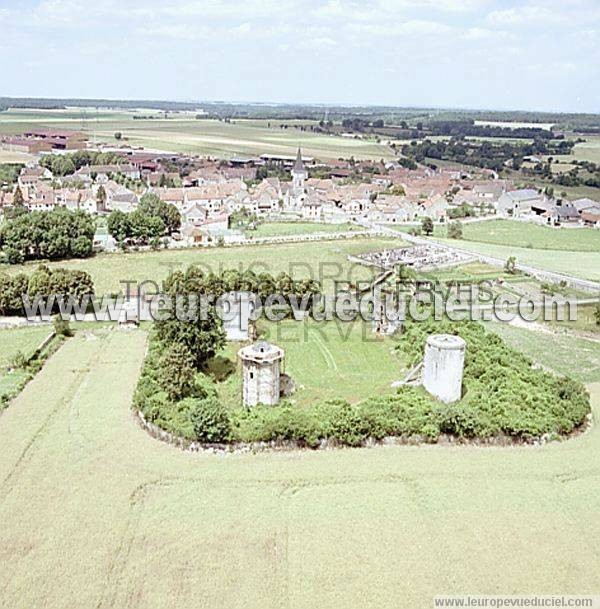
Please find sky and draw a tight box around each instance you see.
[1,0,599,113]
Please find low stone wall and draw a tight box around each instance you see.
[31,331,56,361]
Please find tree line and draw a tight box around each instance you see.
[0,266,94,316]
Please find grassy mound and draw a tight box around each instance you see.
[133,320,590,448]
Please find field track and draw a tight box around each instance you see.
[1,329,599,608]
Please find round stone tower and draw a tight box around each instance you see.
[422,334,466,404]
[238,341,285,407]
[219,291,256,341]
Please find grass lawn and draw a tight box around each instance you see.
[213,319,405,410]
[246,222,364,238]
[0,109,393,161]
[1,328,600,608]
[1,237,403,295]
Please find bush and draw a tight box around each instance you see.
[9,350,28,370]
[53,315,73,337]
[190,397,231,443]
[447,220,463,239]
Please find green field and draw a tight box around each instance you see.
[0,109,393,161]
[0,325,52,395]
[437,219,600,252]
[1,238,402,295]
[0,325,51,367]
[215,319,404,410]
[485,321,600,383]
[1,328,600,608]
[246,222,364,238]
[434,238,600,282]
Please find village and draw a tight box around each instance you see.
[2,128,600,255]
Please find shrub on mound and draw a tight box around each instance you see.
[396,318,590,439]
[133,320,590,447]
[190,397,231,443]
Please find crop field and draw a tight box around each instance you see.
[1,328,599,608]
[555,134,600,164]
[1,237,402,295]
[215,319,405,409]
[246,222,364,238]
[0,109,393,161]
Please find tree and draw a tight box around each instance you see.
[594,301,600,327]
[158,343,196,400]
[13,184,24,207]
[504,256,517,275]
[138,192,180,234]
[96,185,107,213]
[447,220,463,239]
[155,304,225,368]
[421,217,434,236]
[114,132,122,140]
[107,210,130,243]
[190,397,231,443]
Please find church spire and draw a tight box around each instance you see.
[293,147,306,173]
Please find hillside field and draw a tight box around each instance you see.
[0,328,599,609]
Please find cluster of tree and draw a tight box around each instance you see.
[143,265,321,387]
[341,118,385,131]
[0,266,94,315]
[0,163,24,187]
[402,138,575,173]
[107,193,180,246]
[39,150,122,177]
[447,203,475,219]
[0,208,95,264]
[162,265,321,303]
[420,120,557,140]
[254,162,291,182]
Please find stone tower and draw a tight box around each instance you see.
[422,334,466,403]
[238,341,285,407]
[219,291,256,341]
[291,147,307,194]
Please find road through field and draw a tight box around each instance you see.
[1,329,599,608]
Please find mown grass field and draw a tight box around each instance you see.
[486,320,600,383]
[1,328,599,608]
[1,237,402,295]
[215,319,404,410]
[434,238,600,282]
[436,219,600,252]
[246,222,364,238]
[0,109,393,161]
